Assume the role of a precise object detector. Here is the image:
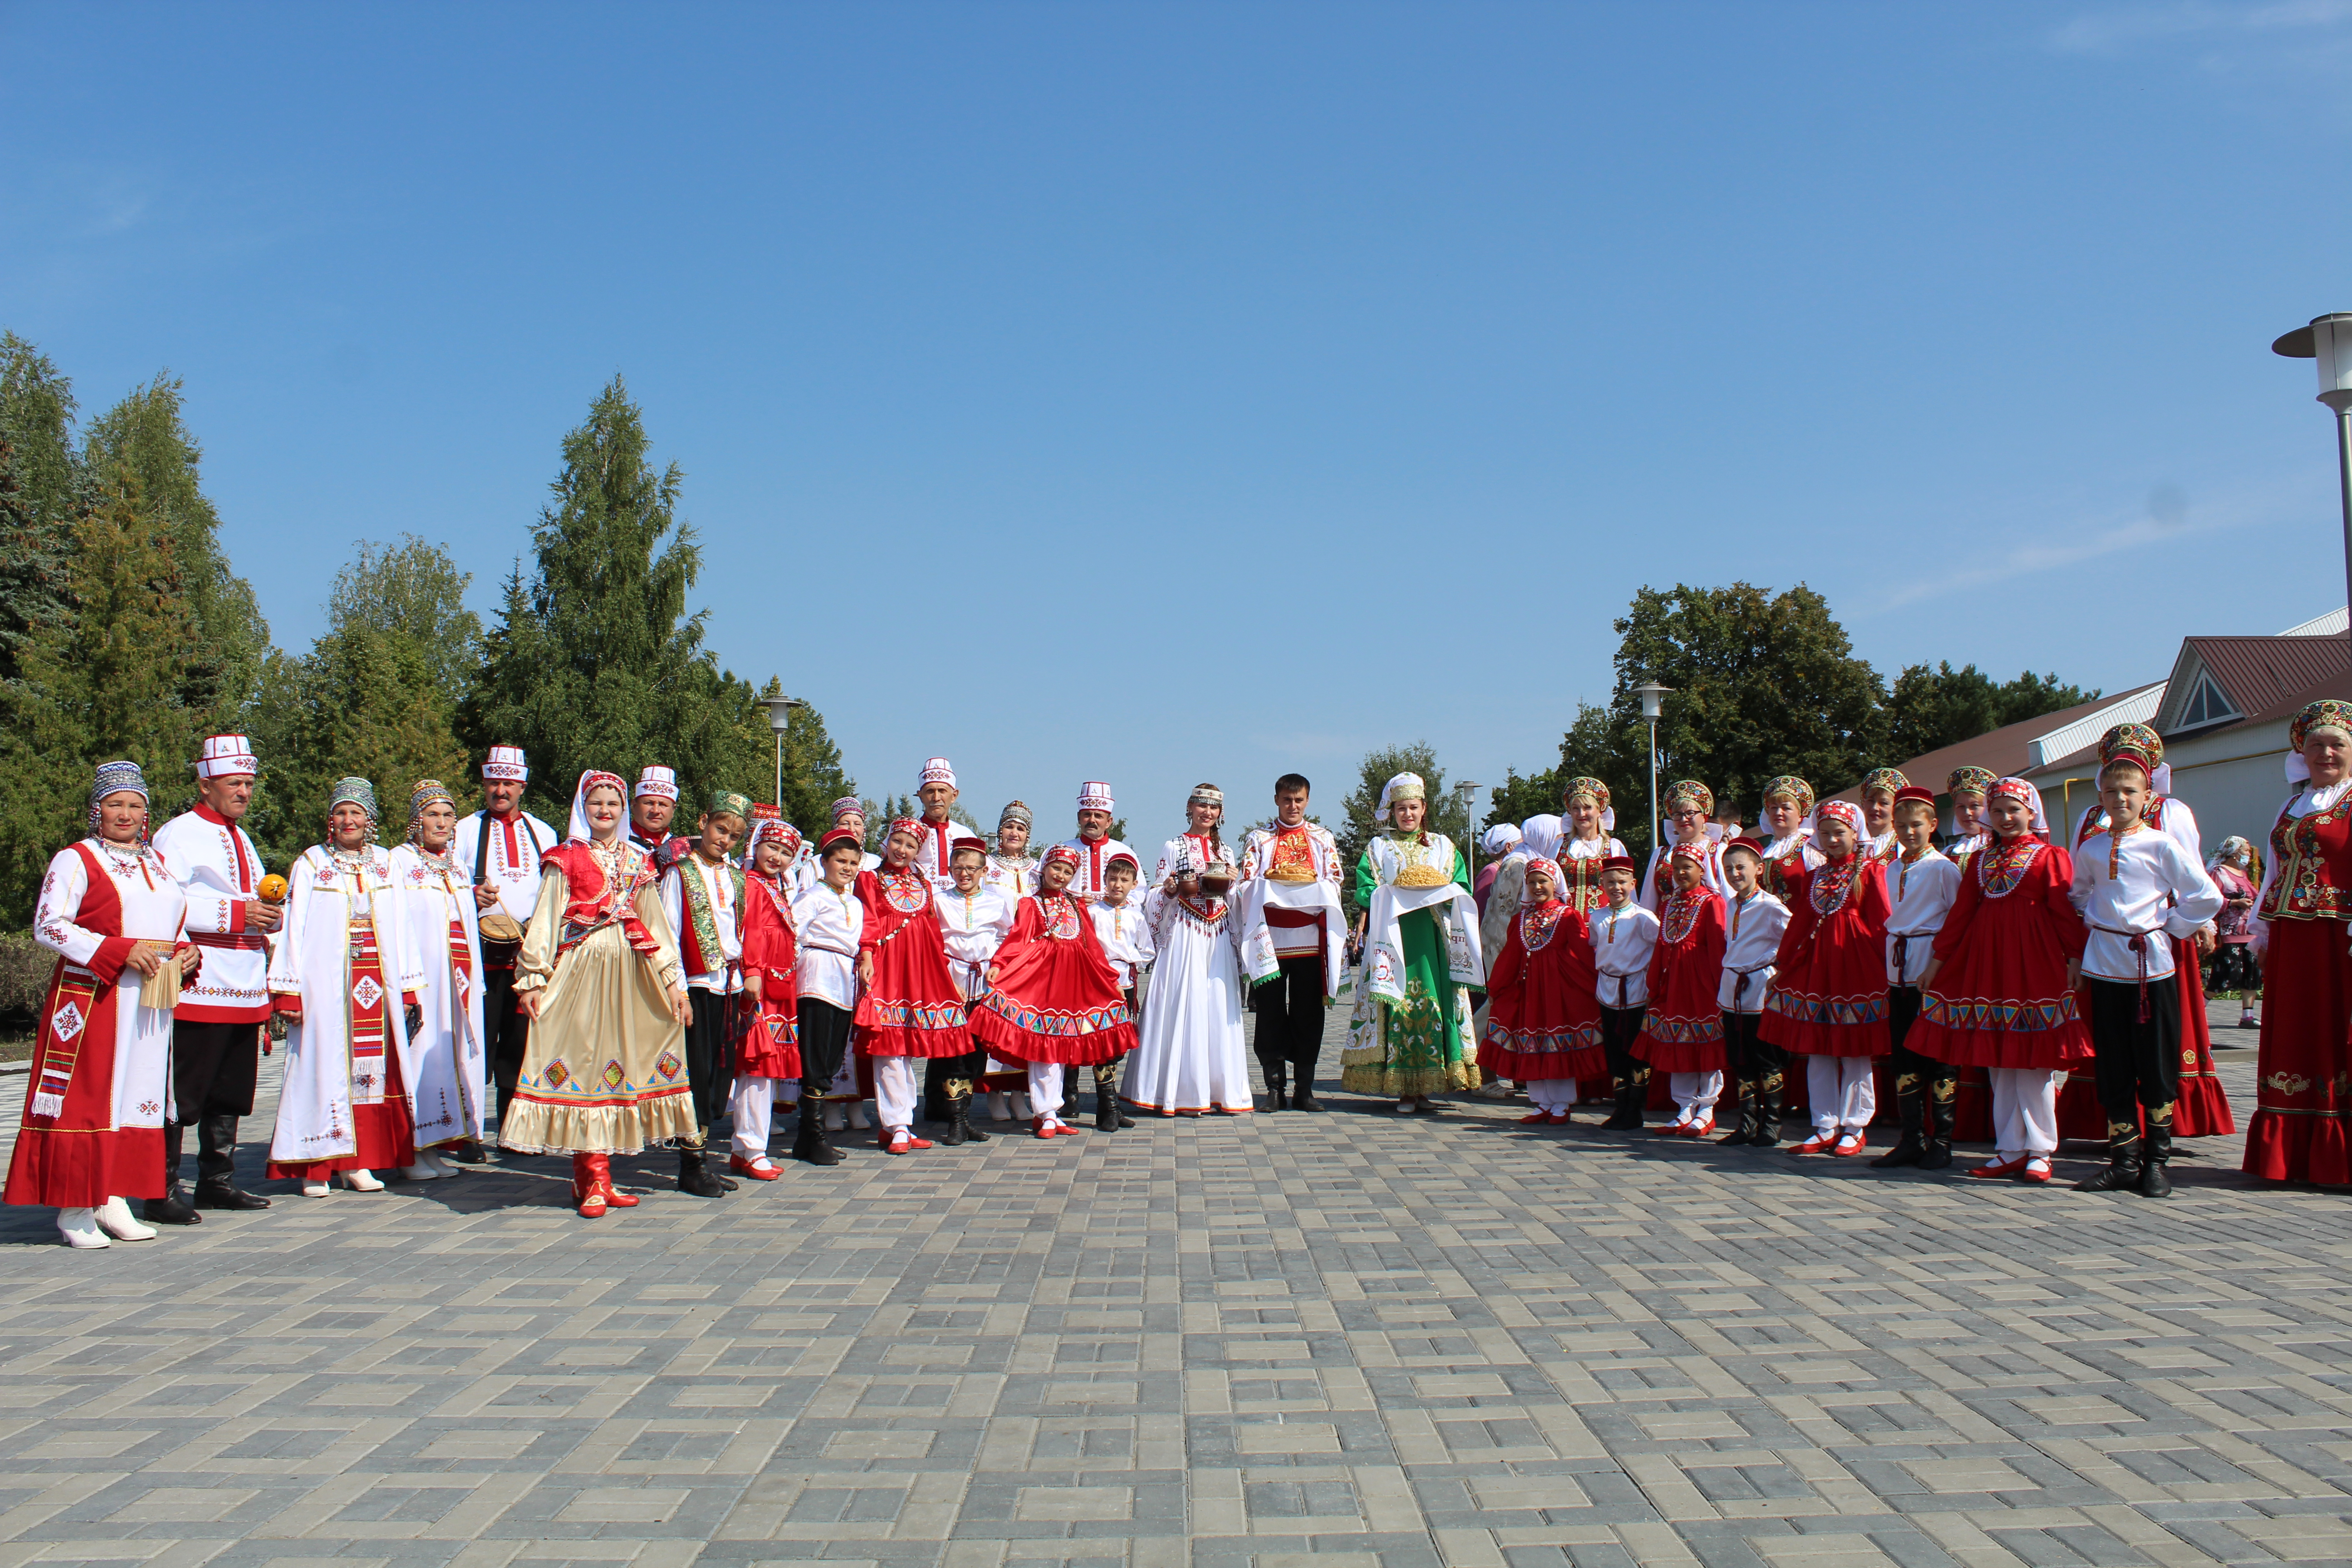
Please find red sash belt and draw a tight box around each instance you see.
[193,930,267,951]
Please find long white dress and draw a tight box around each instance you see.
[1123,834,1253,1114]
[389,844,488,1149]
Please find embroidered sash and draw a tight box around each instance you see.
[31,965,101,1119]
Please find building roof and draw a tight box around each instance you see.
[2154,636,2350,739]
[1825,683,2161,804]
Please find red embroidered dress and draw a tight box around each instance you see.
[1761,855,1893,1057]
[853,864,970,1058]
[2244,788,2352,1184]
[6,841,188,1209]
[737,871,800,1080]
[1909,837,2090,1071]
[1479,898,1603,1081]
[1636,889,1727,1073]
[2057,798,2235,1140]
[970,892,1138,1066]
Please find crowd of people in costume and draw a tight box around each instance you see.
[5,704,2347,1246]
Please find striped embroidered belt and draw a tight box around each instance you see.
[192,930,268,951]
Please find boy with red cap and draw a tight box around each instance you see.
[1478,856,1603,1124]
[929,834,1013,1142]
[1761,799,1892,1156]
[1591,855,1660,1129]
[789,828,866,1165]
[2068,728,2225,1197]
[1635,843,1729,1136]
[1872,785,1961,1169]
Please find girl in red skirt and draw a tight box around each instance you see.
[1635,845,1728,1136]
[1479,858,1603,1124]
[728,817,801,1180]
[2246,699,2352,1185]
[973,844,1139,1137]
[1763,800,1891,1156]
[856,818,973,1155]
[1911,777,2089,1185]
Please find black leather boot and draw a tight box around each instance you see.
[192,1114,270,1209]
[702,1127,738,1190]
[791,1103,839,1166]
[1918,1072,1956,1169]
[1259,1058,1287,1111]
[1750,1073,1784,1149]
[1290,1053,1323,1112]
[2140,1114,2174,1198]
[1098,1062,1133,1126]
[1872,1075,1924,1167]
[144,1122,201,1225]
[2075,1122,2143,1192]
[677,1144,730,1196]
[939,1089,988,1145]
[1600,1075,1645,1131]
[1717,1081,1754,1145]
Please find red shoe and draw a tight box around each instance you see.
[1680,1116,1715,1138]
[1969,1156,2027,1180]
[1032,1116,1055,1139]
[730,1154,782,1181]
[885,1129,932,1155]
[1054,1121,1082,1137]
[1519,1111,1552,1125]
[1546,1111,1574,1125]
[1830,1132,1866,1156]
[1791,1132,1838,1154]
[572,1154,605,1218]
[2019,1156,2052,1184]
[597,1153,639,1207]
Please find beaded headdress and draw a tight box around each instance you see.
[885,816,924,843]
[1041,843,1083,872]
[568,769,629,843]
[1668,840,1711,865]
[406,778,455,842]
[1946,765,1997,797]
[1761,775,1815,813]
[1860,767,1908,797]
[1662,780,1713,816]
[1521,856,1563,894]
[2097,722,2163,779]
[999,800,1032,828]
[1813,799,1865,839]
[829,796,864,822]
[88,760,150,838]
[2290,699,2352,751]
[1188,784,1224,807]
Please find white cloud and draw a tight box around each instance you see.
[2051,0,2352,54]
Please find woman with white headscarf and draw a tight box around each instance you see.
[1340,773,1483,1112]
[1126,784,1253,1115]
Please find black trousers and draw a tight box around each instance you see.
[1722,1010,1779,1087]
[482,965,530,1103]
[170,1019,261,1122]
[2086,973,2181,1128]
[1250,954,1326,1073]
[683,988,735,1136]
[1600,1004,1650,1087]
[797,999,855,1101]
[925,1043,987,1121]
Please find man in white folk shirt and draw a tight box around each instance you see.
[928,835,1013,1142]
[911,759,970,892]
[661,789,751,1197]
[149,734,283,1221]
[630,764,692,871]
[1060,781,1138,905]
[451,744,557,1148]
[1235,773,1348,1112]
[2069,730,2225,1200]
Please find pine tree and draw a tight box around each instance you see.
[1335,742,1470,917]
[0,334,83,690]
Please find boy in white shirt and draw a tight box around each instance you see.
[789,828,868,1166]
[1084,852,1153,1130]
[1872,787,1962,1171]
[2069,738,2225,1199]
[1714,838,1792,1148]
[1591,856,1661,1131]
[929,837,1013,1143]
[658,792,749,1197]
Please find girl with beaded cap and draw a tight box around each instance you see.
[1478,855,1603,1124]
[388,779,488,1180]
[507,770,698,1216]
[1639,781,1730,914]
[1634,842,1730,1136]
[1910,777,2090,1185]
[1760,799,1893,1156]
[2244,698,2352,1184]
[7,761,198,1248]
[1858,769,1909,860]
[1756,776,1826,901]
[1341,773,1483,1112]
[266,778,428,1197]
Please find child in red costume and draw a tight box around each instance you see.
[1763,799,1892,1157]
[1635,844,1729,1136]
[1478,857,1602,1125]
[972,844,1138,1137]
[854,818,972,1155]
[727,817,801,1180]
[1911,777,2090,1186]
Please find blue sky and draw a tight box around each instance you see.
[8,1,2352,838]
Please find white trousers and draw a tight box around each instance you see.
[1807,1055,1876,1133]
[730,1077,784,1157]
[1028,1061,1066,1121]
[1669,1070,1724,1119]
[1525,1078,1577,1113]
[872,1056,918,1132]
[1988,1066,2059,1159]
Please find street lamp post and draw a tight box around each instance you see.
[2270,314,2352,654]
[1454,779,1480,881]
[1633,682,1672,862]
[759,689,803,808]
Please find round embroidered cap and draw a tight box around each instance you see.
[1813,799,1865,838]
[920,758,957,788]
[1892,784,1938,809]
[1761,775,1815,812]
[1722,835,1769,861]
[705,789,752,821]
[198,734,259,779]
[1662,780,1713,816]
[816,826,862,855]
[1077,781,1114,812]
[1522,855,1563,887]
[1041,843,1083,871]
[481,744,528,783]
[633,764,680,801]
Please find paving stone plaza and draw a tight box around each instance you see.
[3,1018,2349,1568]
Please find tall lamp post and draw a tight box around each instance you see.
[759,688,803,807]
[1633,681,1672,862]
[2270,313,2352,652]
[1454,779,1480,881]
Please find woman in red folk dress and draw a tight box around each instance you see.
[2245,699,2352,1185]
[1762,800,1892,1157]
[1910,777,2089,1186]
[855,818,973,1155]
[972,845,1138,1138]
[727,817,802,1180]
[1634,845,1729,1136]
[7,761,198,1249]
[1479,858,1603,1126]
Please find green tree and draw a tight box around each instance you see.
[328,534,484,692]
[756,677,857,836]
[1334,742,1471,917]
[0,334,83,690]
[463,377,770,820]
[1883,662,2098,764]
[81,373,267,725]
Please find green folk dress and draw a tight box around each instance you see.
[1339,831,1479,1098]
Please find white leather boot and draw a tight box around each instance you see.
[57,1208,110,1248]
[94,1196,157,1240]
